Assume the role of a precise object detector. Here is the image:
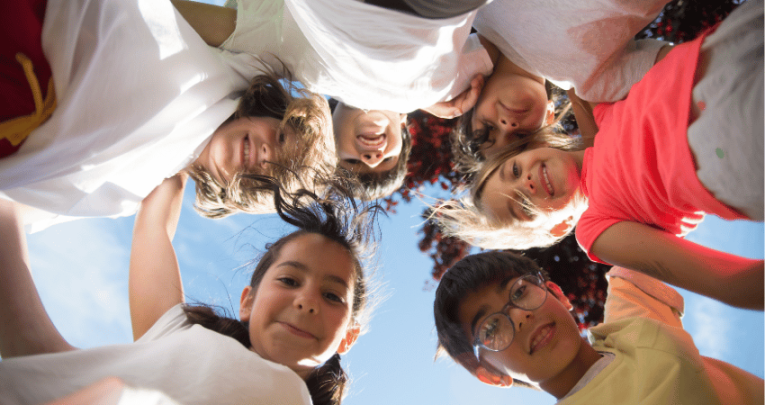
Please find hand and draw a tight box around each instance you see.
[422,75,485,119]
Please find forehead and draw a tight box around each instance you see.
[271,233,356,288]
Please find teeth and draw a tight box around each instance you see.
[542,167,553,196]
[531,325,551,352]
[243,138,249,163]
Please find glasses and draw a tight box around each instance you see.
[472,272,548,360]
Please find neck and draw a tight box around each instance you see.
[494,53,545,86]
[540,337,602,399]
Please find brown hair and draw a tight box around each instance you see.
[450,80,570,175]
[188,72,335,218]
[339,124,413,200]
[183,174,380,405]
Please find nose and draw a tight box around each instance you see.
[294,291,319,315]
[360,151,384,167]
[499,117,519,128]
[259,143,273,170]
[510,309,533,331]
[521,172,536,195]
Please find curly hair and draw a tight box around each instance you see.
[184,173,382,405]
[434,131,586,250]
[450,80,571,176]
[188,72,335,218]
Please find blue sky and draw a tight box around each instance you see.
[25,182,764,405]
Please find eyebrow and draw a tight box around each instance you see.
[276,261,350,289]
[469,278,515,336]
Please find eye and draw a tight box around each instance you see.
[511,283,528,302]
[344,159,361,165]
[512,161,520,178]
[278,131,286,144]
[323,291,345,304]
[382,157,393,163]
[479,316,500,344]
[277,277,299,287]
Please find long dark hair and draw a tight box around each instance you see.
[184,173,381,405]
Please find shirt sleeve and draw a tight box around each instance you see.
[444,33,494,101]
[576,38,670,102]
[603,266,684,328]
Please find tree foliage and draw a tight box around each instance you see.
[385,0,742,328]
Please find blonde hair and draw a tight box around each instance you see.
[188,73,335,218]
[435,130,587,250]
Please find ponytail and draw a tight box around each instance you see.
[305,353,348,405]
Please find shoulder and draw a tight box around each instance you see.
[136,304,190,343]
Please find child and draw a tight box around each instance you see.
[434,251,764,404]
[438,0,764,309]
[331,101,413,200]
[0,174,378,405]
[0,0,334,230]
[450,0,674,166]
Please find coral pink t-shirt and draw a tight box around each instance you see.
[575,28,746,264]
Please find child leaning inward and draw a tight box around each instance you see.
[434,251,764,404]
[0,0,334,229]
[437,0,764,310]
[0,174,379,405]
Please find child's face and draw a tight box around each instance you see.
[480,147,582,224]
[457,277,582,385]
[240,233,358,379]
[196,116,297,185]
[333,102,406,174]
[472,74,552,158]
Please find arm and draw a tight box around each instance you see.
[591,221,764,310]
[566,88,599,148]
[129,174,187,341]
[171,0,236,47]
[0,200,75,358]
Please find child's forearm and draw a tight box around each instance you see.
[0,200,75,358]
[566,88,599,147]
[592,221,764,310]
[171,0,236,47]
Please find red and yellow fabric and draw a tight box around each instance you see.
[0,0,55,158]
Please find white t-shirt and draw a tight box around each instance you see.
[0,304,312,405]
[220,0,493,113]
[473,0,671,102]
[0,0,260,231]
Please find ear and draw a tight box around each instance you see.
[239,286,254,322]
[337,323,361,354]
[475,366,514,388]
[549,216,574,237]
[545,281,573,311]
[544,100,555,126]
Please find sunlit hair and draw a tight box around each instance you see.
[188,70,335,218]
[434,251,550,389]
[184,173,382,405]
[339,123,413,201]
[451,81,570,175]
[434,131,586,250]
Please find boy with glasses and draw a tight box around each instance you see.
[434,251,763,404]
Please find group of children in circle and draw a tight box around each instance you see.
[0,0,762,403]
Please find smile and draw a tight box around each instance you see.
[529,323,555,354]
[540,164,554,197]
[356,133,386,149]
[242,135,252,171]
[279,322,317,340]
